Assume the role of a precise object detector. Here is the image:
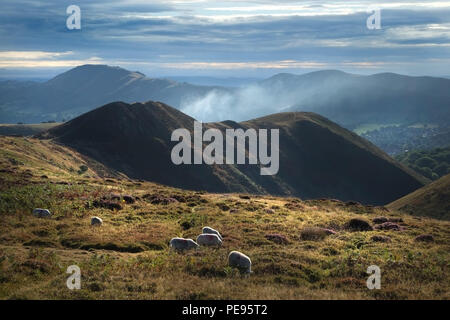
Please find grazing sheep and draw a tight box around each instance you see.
[32,208,52,218]
[197,233,222,247]
[202,226,223,240]
[169,237,199,251]
[91,216,103,226]
[228,251,252,274]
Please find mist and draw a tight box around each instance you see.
[179,83,298,123]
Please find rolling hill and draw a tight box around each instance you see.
[261,70,450,128]
[388,174,450,220]
[37,101,427,205]
[0,65,223,123]
[1,65,449,132]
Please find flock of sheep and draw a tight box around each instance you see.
[32,209,252,274]
[169,226,252,274]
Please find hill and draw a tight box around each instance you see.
[0,65,222,123]
[262,70,450,128]
[2,66,449,132]
[387,174,450,220]
[38,101,427,205]
[0,136,448,299]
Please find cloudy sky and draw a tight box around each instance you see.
[0,0,449,78]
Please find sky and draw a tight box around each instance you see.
[0,0,449,79]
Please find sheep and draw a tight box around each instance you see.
[197,233,222,247]
[32,208,52,218]
[202,226,223,240]
[91,216,103,226]
[170,237,199,251]
[228,251,252,274]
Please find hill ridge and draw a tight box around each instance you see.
[38,101,426,205]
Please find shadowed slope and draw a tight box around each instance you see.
[39,102,427,205]
[388,174,450,220]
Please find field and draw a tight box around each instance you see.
[0,136,449,299]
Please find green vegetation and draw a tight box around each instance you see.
[0,136,449,300]
[78,165,88,175]
[395,147,450,181]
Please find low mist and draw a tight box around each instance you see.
[180,84,299,123]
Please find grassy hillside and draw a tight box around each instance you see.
[388,174,450,220]
[0,136,448,299]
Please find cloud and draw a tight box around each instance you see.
[0,1,448,76]
[0,51,74,60]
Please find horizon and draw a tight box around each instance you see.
[0,0,449,78]
[1,63,450,83]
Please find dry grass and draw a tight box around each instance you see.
[0,136,449,300]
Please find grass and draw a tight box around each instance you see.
[387,174,450,220]
[0,136,449,299]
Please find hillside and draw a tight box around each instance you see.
[38,101,426,205]
[0,136,448,299]
[388,174,450,220]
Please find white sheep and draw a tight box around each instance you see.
[32,208,52,218]
[197,233,222,247]
[202,226,223,240]
[228,251,252,274]
[170,237,199,251]
[91,216,103,226]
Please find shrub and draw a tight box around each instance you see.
[300,227,328,241]
[78,165,88,174]
[415,157,436,169]
[345,218,373,231]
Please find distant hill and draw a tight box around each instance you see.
[38,101,427,205]
[388,174,450,220]
[165,76,260,87]
[262,70,450,128]
[0,65,224,123]
[0,122,61,136]
[2,65,449,131]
